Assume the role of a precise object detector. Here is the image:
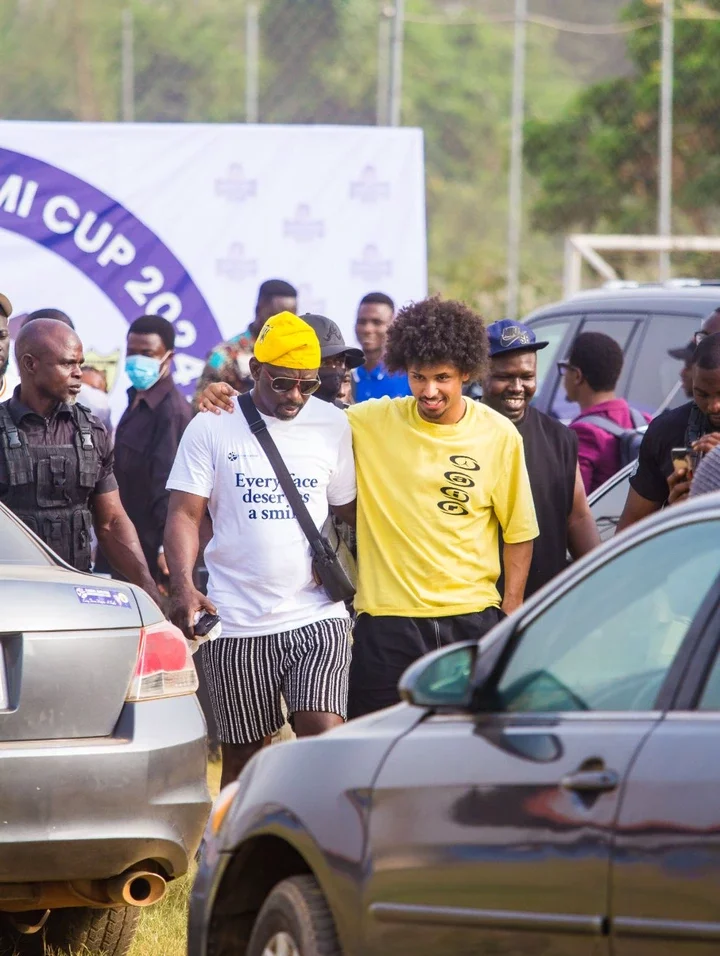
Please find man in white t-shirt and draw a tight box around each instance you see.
[165,312,357,787]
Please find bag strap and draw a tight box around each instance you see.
[238,393,330,560]
[578,415,626,438]
[628,407,647,430]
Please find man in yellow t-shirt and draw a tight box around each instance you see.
[196,297,538,719]
[345,297,537,717]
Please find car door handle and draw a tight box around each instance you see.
[561,769,619,793]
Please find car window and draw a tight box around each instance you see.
[529,320,573,395]
[627,314,700,415]
[0,507,55,566]
[550,316,640,422]
[588,467,632,541]
[493,520,720,714]
[697,646,720,711]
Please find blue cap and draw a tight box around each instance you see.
[487,319,549,357]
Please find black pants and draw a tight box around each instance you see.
[347,607,502,719]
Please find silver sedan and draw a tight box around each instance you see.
[0,502,211,956]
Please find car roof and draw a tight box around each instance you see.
[526,284,720,321]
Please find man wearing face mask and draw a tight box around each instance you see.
[109,314,192,580]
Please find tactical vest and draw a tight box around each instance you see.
[0,403,100,571]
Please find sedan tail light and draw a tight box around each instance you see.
[126,621,198,701]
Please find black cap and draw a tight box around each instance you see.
[668,341,695,363]
[300,313,365,370]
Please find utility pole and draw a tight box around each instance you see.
[387,0,405,126]
[658,0,674,281]
[245,1,260,123]
[506,0,527,319]
[121,6,135,122]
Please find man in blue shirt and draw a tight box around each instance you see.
[352,292,411,402]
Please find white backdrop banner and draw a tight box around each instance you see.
[0,121,426,419]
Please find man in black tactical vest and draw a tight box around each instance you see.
[0,319,161,602]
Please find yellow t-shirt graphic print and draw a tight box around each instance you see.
[347,397,539,617]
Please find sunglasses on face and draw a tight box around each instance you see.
[694,329,710,347]
[557,361,574,374]
[262,367,321,395]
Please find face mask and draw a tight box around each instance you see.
[125,353,169,391]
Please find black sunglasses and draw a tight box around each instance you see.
[262,367,321,395]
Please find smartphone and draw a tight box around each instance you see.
[671,447,694,477]
[194,612,222,640]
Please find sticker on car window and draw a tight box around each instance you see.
[75,586,132,608]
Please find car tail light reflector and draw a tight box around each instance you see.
[126,621,198,701]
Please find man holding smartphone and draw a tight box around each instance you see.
[165,313,356,788]
[618,332,720,525]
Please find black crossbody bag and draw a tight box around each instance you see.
[238,393,356,604]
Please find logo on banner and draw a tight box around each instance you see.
[297,283,327,316]
[216,243,258,281]
[350,165,390,203]
[84,348,122,392]
[351,244,393,282]
[214,163,258,202]
[0,148,222,397]
[284,204,325,242]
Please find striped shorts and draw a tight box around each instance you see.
[201,617,352,744]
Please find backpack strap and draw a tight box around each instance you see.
[577,415,626,438]
[628,407,648,430]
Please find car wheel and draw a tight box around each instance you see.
[247,875,342,956]
[0,905,140,956]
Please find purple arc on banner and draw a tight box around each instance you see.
[0,146,221,396]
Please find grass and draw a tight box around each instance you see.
[127,758,222,956]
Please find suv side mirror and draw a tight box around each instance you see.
[398,641,478,710]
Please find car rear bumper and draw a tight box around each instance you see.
[0,695,211,884]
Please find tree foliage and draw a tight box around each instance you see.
[0,0,627,314]
[526,0,720,236]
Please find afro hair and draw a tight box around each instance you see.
[384,296,488,379]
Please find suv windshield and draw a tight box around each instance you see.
[0,507,55,566]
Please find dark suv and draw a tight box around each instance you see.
[524,281,719,421]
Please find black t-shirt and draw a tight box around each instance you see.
[498,405,578,599]
[630,401,710,504]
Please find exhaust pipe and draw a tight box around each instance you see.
[106,870,167,907]
[0,867,167,912]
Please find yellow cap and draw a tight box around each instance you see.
[253,311,321,370]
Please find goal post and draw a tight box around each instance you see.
[563,234,720,298]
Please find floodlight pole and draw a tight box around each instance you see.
[245,2,260,123]
[121,7,135,122]
[658,0,674,281]
[506,0,527,319]
[377,6,392,125]
[388,0,405,126]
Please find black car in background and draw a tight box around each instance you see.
[524,281,718,421]
[189,495,720,956]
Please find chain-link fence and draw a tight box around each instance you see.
[1,0,719,319]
